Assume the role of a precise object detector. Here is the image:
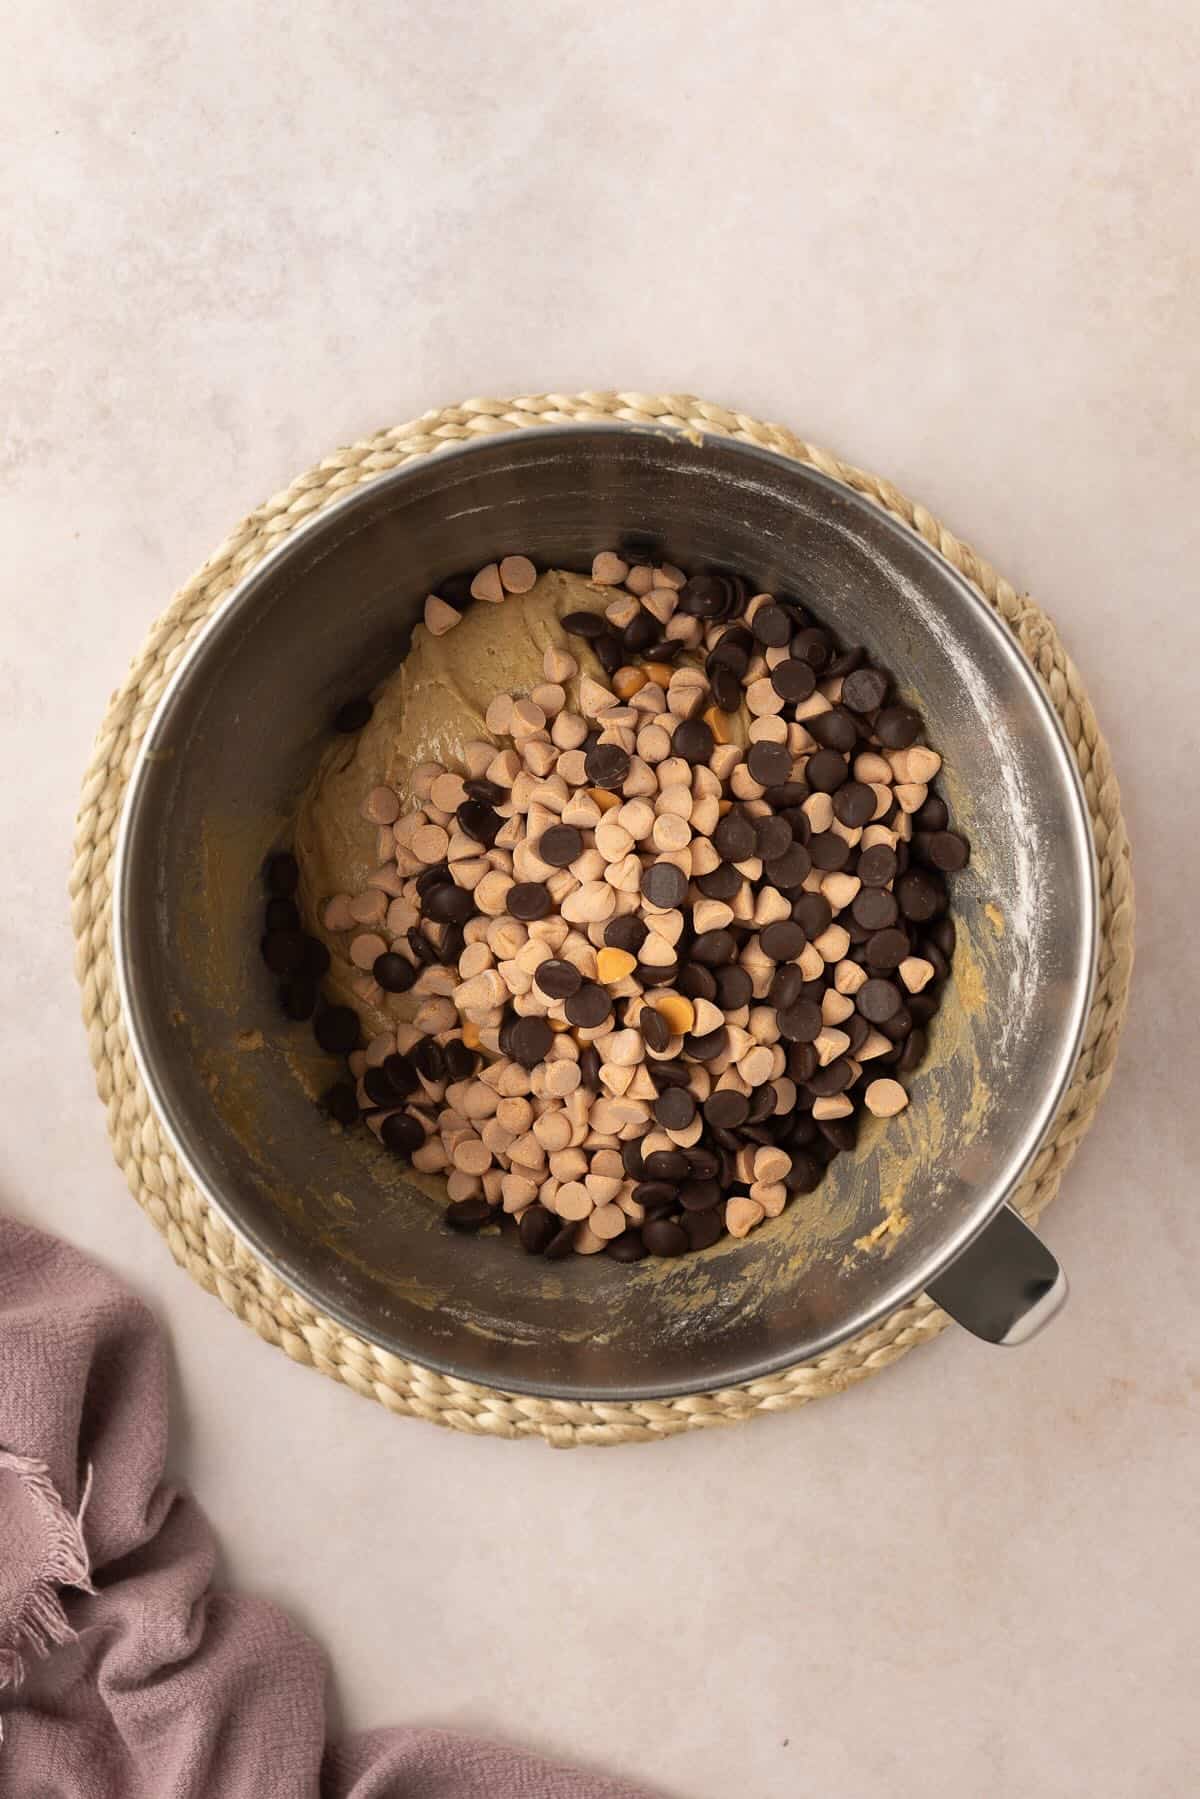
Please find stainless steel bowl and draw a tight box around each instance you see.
[114,425,1096,1398]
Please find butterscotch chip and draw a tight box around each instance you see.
[812,1095,853,1120]
[499,554,536,593]
[866,1078,909,1117]
[430,772,467,813]
[556,1180,592,1220]
[591,551,629,585]
[424,595,461,636]
[589,1203,627,1239]
[652,993,694,1036]
[531,682,566,717]
[484,694,514,736]
[597,946,637,983]
[533,1111,573,1151]
[323,893,355,931]
[470,562,505,603]
[349,931,387,970]
[726,1196,765,1237]
[544,645,577,683]
[348,888,388,924]
[737,1045,775,1086]
[613,667,648,699]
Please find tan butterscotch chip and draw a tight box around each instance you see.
[726,1196,765,1237]
[323,893,355,932]
[498,554,536,593]
[899,956,936,993]
[470,562,505,603]
[544,645,577,683]
[533,1111,573,1152]
[430,772,467,814]
[589,1202,626,1239]
[555,1181,592,1221]
[423,594,461,636]
[362,785,401,825]
[591,551,629,585]
[865,1078,909,1117]
[348,888,388,925]
[349,931,387,970]
[812,1095,854,1120]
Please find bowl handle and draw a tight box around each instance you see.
[925,1205,1067,1345]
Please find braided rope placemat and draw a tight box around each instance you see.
[70,393,1134,1447]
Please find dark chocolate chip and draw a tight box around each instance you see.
[594,633,624,675]
[841,666,889,713]
[510,1016,553,1068]
[538,823,583,867]
[714,810,756,862]
[584,742,631,789]
[678,964,717,1002]
[565,982,613,1028]
[681,1210,723,1251]
[579,1045,602,1091]
[763,845,811,890]
[677,574,729,618]
[778,999,823,1042]
[263,851,300,897]
[715,965,753,1010]
[866,927,910,971]
[362,1065,398,1107]
[754,815,793,862]
[786,1151,824,1192]
[423,881,475,923]
[674,718,715,764]
[261,930,306,975]
[809,831,852,872]
[508,881,552,921]
[898,1028,928,1074]
[456,799,502,845]
[643,1148,690,1180]
[279,975,317,1020]
[875,705,922,749]
[704,1089,750,1128]
[374,952,416,993]
[641,861,688,909]
[640,1006,671,1053]
[791,627,832,669]
[679,1178,721,1212]
[655,1088,697,1130]
[857,977,902,1023]
[544,1221,580,1260]
[806,749,849,792]
[643,1218,689,1257]
[929,915,956,959]
[380,1110,424,1155]
[313,1005,360,1054]
[382,1051,419,1096]
[771,658,817,702]
[751,603,792,646]
[851,888,899,931]
[857,843,898,887]
[896,869,945,922]
[333,695,373,733]
[769,965,806,1010]
[562,610,608,639]
[833,781,876,828]
[696,861,742,900]
[806,1056,855,1097]
[606,1228,649,1262]
[915,795,950,832]
[412,1038,445,1082]
[264,897,300,932]
[710,664,742,712]
[760,920,806,961]
[692,929,736,966]
[534,957,582,999]
[519,1204,559,1254]
[684,1026,728,1060]
[927,830,970,872]
[792,893,833,937]
[321,1081,359,1126]
[605,914,648,953]
[746,741,793,787]
[806,708,859,753]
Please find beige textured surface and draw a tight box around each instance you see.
[4,4,1198,1795]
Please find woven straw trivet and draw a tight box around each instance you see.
[70,393,1134,1447]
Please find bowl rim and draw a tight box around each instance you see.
[113,423,1098,1396]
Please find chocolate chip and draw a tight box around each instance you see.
[362,1065,398,1107]
[519,1204,559,1255]
[679,1178,721,1212]
[407,926,439,967]
[584,743,631,789]
[715,965,753,1010]
[708,629,752,671]
[544,1221,580,1260]
[510,1016,553,1068]
[684,1026,728,1061]
[896,869,944,922]
[678,964,717,1002]
[841,666,889,713]
[677,574,729,618]
[929,915,956,959]
[607,1229,649,1262]
[760,920,806,960]
[788,1041,819,1081]
[754,815,793,861]
[714,809,756,862]
[807,1056,855,1097]
[374,951,417,993]
[321,1081,359,1125]
[565,982,612,1028]
[674,718,715,764]
[806,749,849,792]
[710,664,742,712]
[263,851,300,897]
[313,1005,360,1053]
[746,741,792,787]
[655,1088,697,1130]
[412,1038,446,1082]
[333,695,373,733]
[915,794,949,832]
[562,610,608,638]
[381,1110,424,1155]
[620,606,657,653]
[778,999,823,1042]
[857,977,902,1022]
[809,831,852,871]
[261,930,306,975]
[926,830,970,872]
[857,843,898,887]
[877,1004,914,1043]
[833,781,876,827]
[875,705,921,749]
[786,1151,824,1192]
[771,657,817,702]
[704,1089,749,1128]
[508,881,552,921]
[807,708,859,753]
[640,1006,671,1053]
[641,861,687,908]
[605,914,648,954]
[851,888,899,931]
[763,844,811,890]
[594,633,624,675]
[692,929,736,966]
[534,957,582,999]
[643,1219,689,1257]
[456,800,502,846]
[791,627,831,669]
[264,897,300,933]
[382,1051,419,1095]
[634,1180,678,1210]
[899,1028,928,1074]
[579,1045,602,1090]
[843,1013,871,1055]
[681,1210,724,1251]
[643,1148,690,1180]
[747,604,788,647]
[769,965,805,1009]
[696,862,742,900]
[866,927,910,970]
[535,828,584,876]
[422,882,475,923]
[279,975,317,1020]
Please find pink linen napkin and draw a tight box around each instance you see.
[0,1216,662,1798]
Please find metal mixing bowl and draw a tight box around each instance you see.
[114,425,1096,1398]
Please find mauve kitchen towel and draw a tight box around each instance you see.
[0,1217,659,1798]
